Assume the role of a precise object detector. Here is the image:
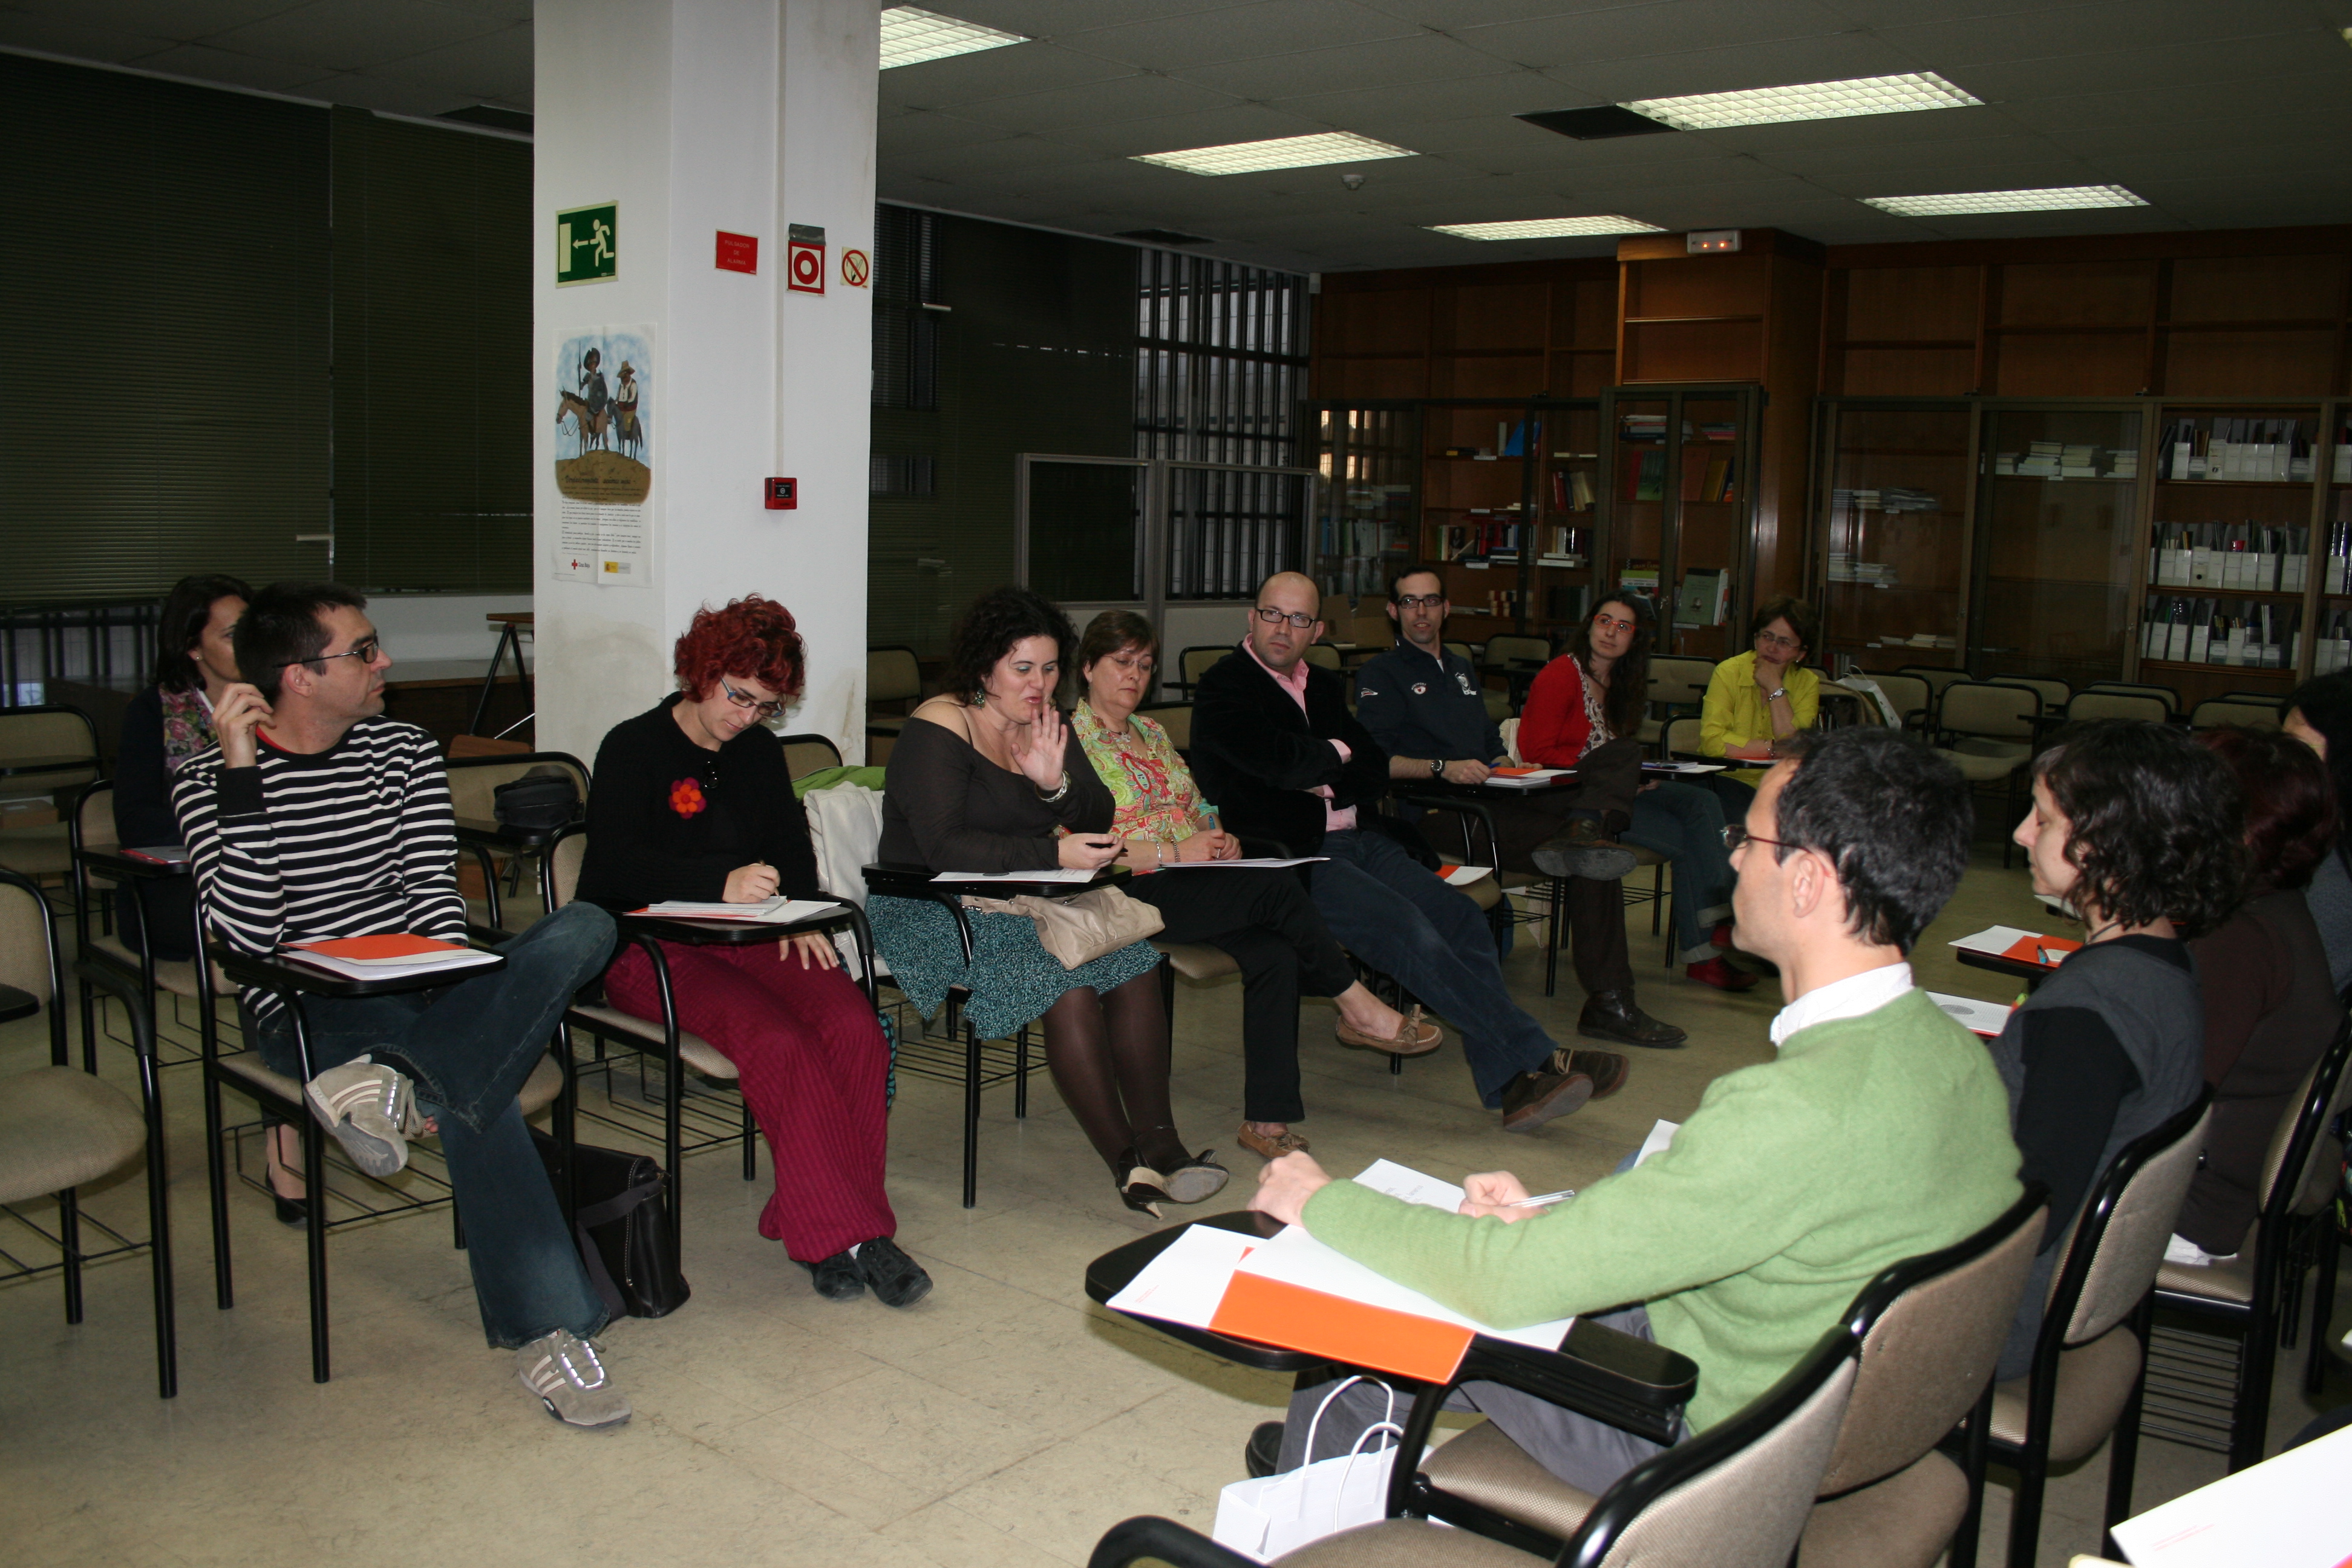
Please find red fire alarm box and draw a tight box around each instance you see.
[764,477,797,510]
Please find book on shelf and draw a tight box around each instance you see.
[2149,524,2306,592]
[1673,567,1727,628]
[1550,468,1596,512]
[1993,442,2135,479]
[2325,521,2352,594]
[2142,594,2301,670]
[2318,605,2352,675]
[1833,486,1938,514]
[2159,417,2312,483]
[1622,448,1666,501]
[1619,559,1661,594]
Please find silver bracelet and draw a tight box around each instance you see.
[1036,770,1070,803]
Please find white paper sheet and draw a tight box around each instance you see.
[1641,761,1725,774]
[1351,1157,1467,1210]
[932,867,1099,884]
[1635,1119,1680,1167]
[1483,769,1573,789]
[1105,1224,1261,1331]
[635,898,842,924]
[1440,865,1492,887]
[1235,1223,1576,1351]
[2109,1420,2352,1566]
[280,949,501,982]
[1926,991,2013,1037]
[1155,857,1328,870]
[1948,925,2041,956]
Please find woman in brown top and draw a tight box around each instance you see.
[2172,727,2347,1263]
[871,587,1224,1216]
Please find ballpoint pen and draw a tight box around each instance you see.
[1504,1188,1577,1209]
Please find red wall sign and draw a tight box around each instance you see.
[715,231,758,273]
[786,222,825,295]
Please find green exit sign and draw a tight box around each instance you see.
[556,202,617,286]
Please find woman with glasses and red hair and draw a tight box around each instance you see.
[577,596,930,1309]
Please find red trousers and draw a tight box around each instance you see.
[605,939,895,1262]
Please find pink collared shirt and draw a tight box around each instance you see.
[1243,638,1357,834]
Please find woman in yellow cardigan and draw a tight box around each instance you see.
[1698,595,1821,815]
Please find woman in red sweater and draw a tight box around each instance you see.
[1520,597,1751,990]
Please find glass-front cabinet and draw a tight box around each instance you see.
[1601,384,1763,661]
[1814,395,2352,694]
[1818,403,1973,670]
[1310,405,1419,601]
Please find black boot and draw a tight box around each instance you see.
[1578,990,1687,1049]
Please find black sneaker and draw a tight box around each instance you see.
[1577,992,1687,1049]
[856,1236,934,1309]
[1557,1048,1629,1099]
[800,1250,866,1301]
[1500,1064,1595,1132]
[1246,1420,1285,1478]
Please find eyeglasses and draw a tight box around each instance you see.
[278,636,381,670]
[1395,593,1446,610]
[1592,614,1636,633]
[720,678,785,719]
[1253,606,1317,630]
[1720,824,1791,853]
[1756,629,1803,653]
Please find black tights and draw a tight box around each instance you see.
[1039,970,1187,1172]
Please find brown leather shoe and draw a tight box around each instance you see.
[1236,1123,1312,1160]
[1500,1065,1595,1132]
[1336,1005,1442,1056]
[1554,1048,1628,1099]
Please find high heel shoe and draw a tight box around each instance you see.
[1114,1149,1174,1218]
[1158,1149,1230,1205]
[264,1166,309,1226]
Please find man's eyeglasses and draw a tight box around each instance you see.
[278,636,382,670]
[1395,593,1446,610]
[1756,629,1803,653]
[720,678,785,719]
[1253,606,1316,630]
[1720,824,1790,853]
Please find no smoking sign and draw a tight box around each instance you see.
[786,222,825,295]
[841,249,869,288]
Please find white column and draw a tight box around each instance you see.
[534,0,877,763]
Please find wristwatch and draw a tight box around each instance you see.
[1766,687,1788,702]
[1429,756,1446,777]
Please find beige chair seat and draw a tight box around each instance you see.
[2156,1232,2256,1304]
[1153,941,1240,983]
[1952,736,2031,761]
[87,932,212,1000]
[866,714,908,736]
[217,1048,568,1119]
[1798,1451,1967,1568]
[1419,1419,1598,1540]
[1933,748,2024,783]
[0,823,73,877]
[566,1003,737,1080]
[1460,874,1503,913]
[1277,1517,1550,1568]
[1988,1322,2141,1462]
[0,1065,146,1202]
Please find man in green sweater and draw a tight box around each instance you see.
[1248,726,2022,1492]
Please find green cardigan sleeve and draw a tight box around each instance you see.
[1301,1058,1838,1329]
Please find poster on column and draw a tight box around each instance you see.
[552,325,655,587]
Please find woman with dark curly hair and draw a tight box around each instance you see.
[1990,718,2243,1376]
[874,586,1224,1216]
[577,596,929,1308]
[2170,727,2344,1267]
[2284,672,2352,991]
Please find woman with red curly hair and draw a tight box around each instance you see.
[577,596,929,1308]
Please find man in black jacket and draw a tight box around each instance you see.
[1191,572,1613,1131]
[1354,570,1683,1049]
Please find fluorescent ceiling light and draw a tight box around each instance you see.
[1133,131,1416,177]
[880,6,1028,70]
[1428,216,1664,240]
[1862,185,2149,217]
[1623,71,1981,132]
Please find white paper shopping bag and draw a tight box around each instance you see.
[1210,1377,1428,1563]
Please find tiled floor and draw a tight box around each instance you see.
[2,844,2344,1566]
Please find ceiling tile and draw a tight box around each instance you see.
[1812,0,2041,25]
[1873,0,2322,70]
[880,109,1021,154]
[204,0,508,73]
[1954,36,2342,100]
[1996,68,2352,131]
[119,41,342,92]
[898,135,1109,181]
[1053,0,1420,72]
[928,1,1247,41]
[1037,102,1337,155]
[877,41,1138,109]
[5,0,298,35]
[1356,0,1670,29]
[1537,31,1924,102]
[1756,134,2070,181]
[286,68,469,114]
[365,19,529,97]
[0,17,177,64]
[1270,64,1586,129]
[1463,0,1853,70]
[1176,31,1514,99]
[944,71,1245,132]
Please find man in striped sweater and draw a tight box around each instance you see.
[174,582,629,1429]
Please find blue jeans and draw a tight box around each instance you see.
[1621,782,1736,963]
[1308,830,1556,1108]
[252,901,617,1348]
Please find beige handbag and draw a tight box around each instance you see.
[963,887,1164,970]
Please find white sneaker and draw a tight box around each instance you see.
[517,1330,631,1429]
[302,1055,423,1177]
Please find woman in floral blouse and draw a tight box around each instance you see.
[1073,610,1438,1161]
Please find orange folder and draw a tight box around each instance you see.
[1488,766,1541,777]
[287,933,469,962]
[1998,934,2081,967]
[1209,1270,1474,1384]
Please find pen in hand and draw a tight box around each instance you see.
[1504,1188,1577,1209]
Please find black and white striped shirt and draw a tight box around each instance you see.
[172,716,465,1022]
